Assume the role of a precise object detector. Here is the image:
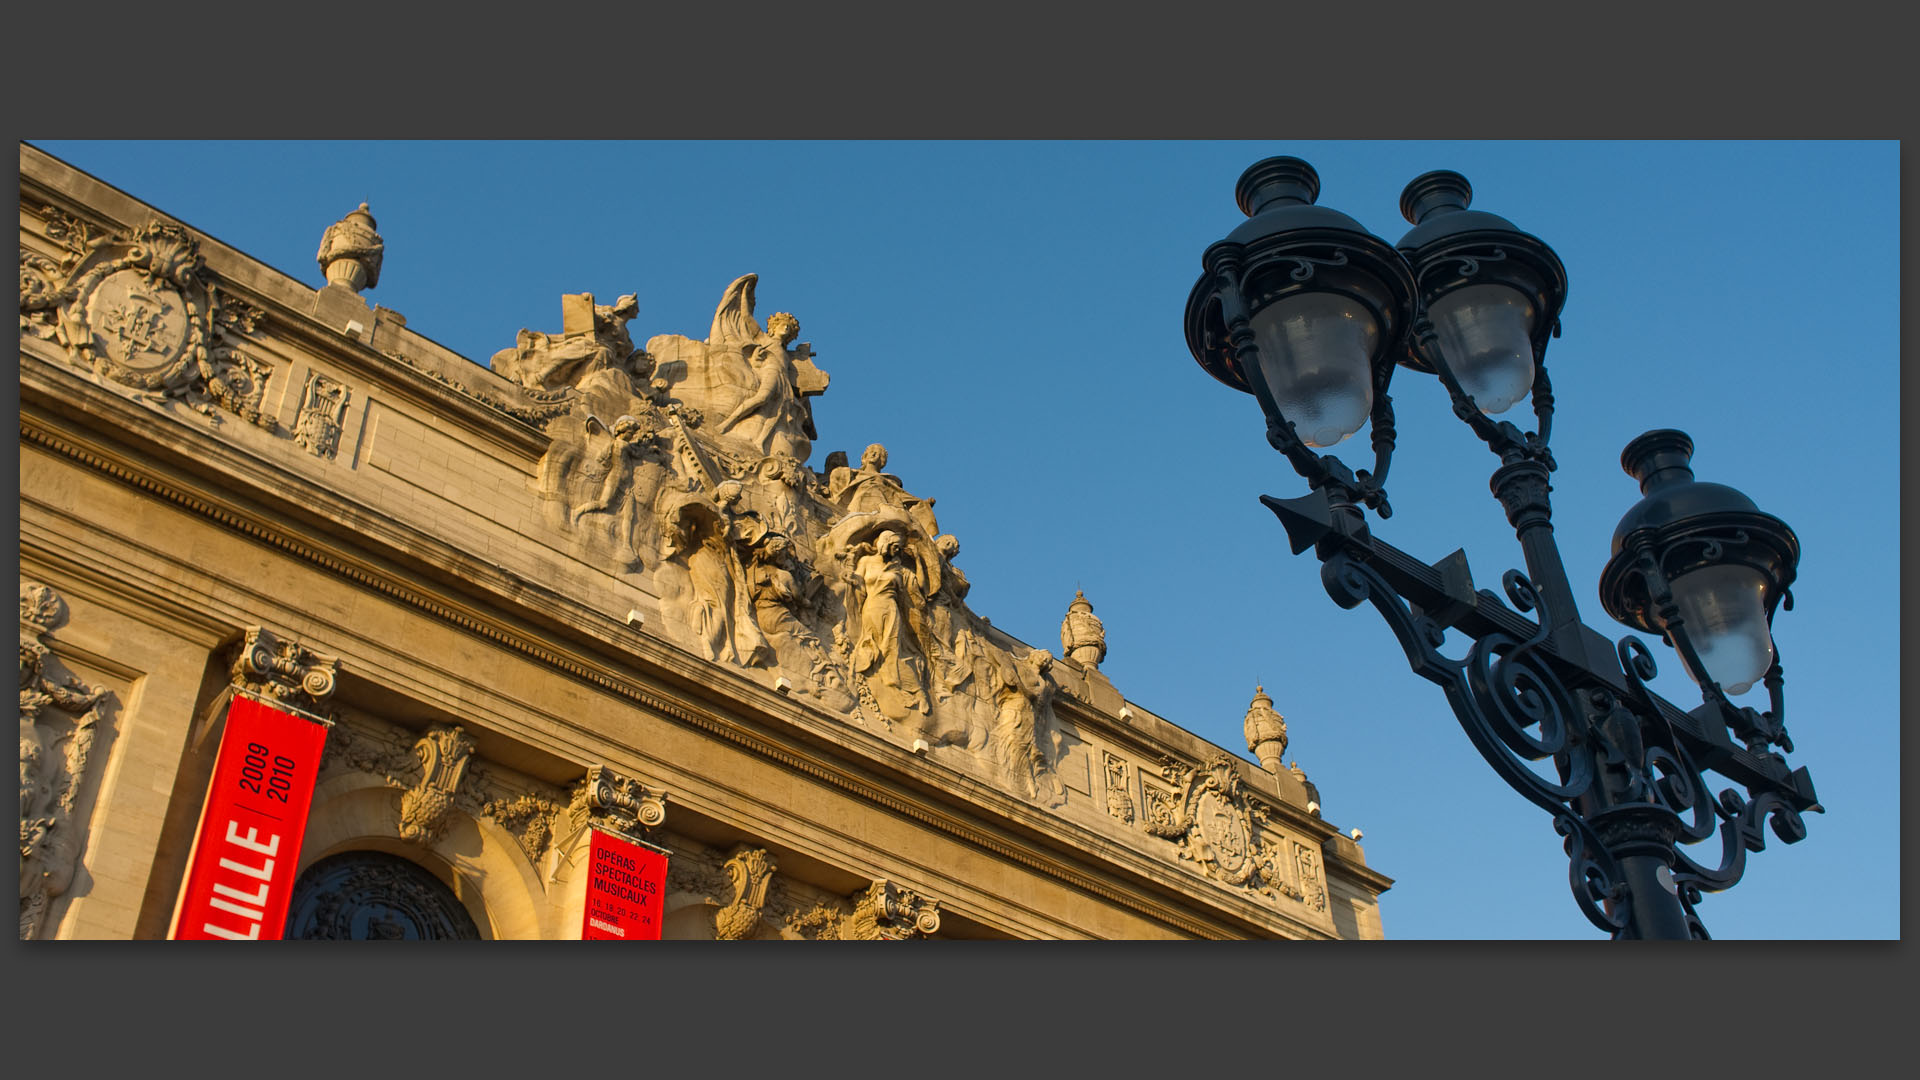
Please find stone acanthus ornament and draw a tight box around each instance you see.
[842,878,942,940]
[1254,838,1305,904]
[20,249,68,341]
[20,209,109,344]
[1141,752,1319,908]
[20,581,109,940]
[316,203,383,293]
[1102,751,1134,824]
[229,627,339,714]
[293,371,351,459]
[1242,685,1288,778]
[713,845,778,941]
[396,724,476,845]
[568,764,668,837]
[319,711,567,865]
[780,901,845,940]
[22,212,283,429]
[1059,590,1107,670]
[215,294,267,336]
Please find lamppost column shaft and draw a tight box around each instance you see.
[1617,855,1691,940]
[1491,460,1582,625]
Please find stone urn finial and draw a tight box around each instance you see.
[1243,685,1288,777]
[1059,590,1107,670]
[317,202,383,293]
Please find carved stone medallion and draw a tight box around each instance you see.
[84,269,190,376]
[1195,786,1254,881]
[55,220,213,394]
[1144,752,1326,903]
[24,213,278,428]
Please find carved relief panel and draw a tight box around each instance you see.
[293,371,352,459]
[1141,752,1326,916]
[1103,751,1135,824]
[19,582,114,940]
[507,274,1073,809]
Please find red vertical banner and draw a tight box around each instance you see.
[172,695,329,940]
[581,828,668,940]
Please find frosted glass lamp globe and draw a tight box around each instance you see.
[1428,282,1536,415]
[1669,563,1775,696]
[1249,291,1381,448]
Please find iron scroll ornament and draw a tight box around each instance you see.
[1314,549,1805,939]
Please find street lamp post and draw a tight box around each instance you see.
[1183,156,1817,939]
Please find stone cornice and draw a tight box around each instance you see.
[20,146,551,463]
[18,143,1384,936]
[19,365,1344,939]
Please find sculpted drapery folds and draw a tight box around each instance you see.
[514,275,1083,804]
[849,530,931,722]
[20,582,109,940]
[664,483,772,669]
[989,649,1068,806]
[747,532,857,712]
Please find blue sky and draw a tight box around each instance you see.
[28,140,1898,940]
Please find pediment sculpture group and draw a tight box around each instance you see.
[496,275,1065,804]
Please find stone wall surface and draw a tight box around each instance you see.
[17,143,1391,939]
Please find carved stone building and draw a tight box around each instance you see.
[17,143,1392,940]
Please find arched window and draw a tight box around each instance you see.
[284,850,482,940]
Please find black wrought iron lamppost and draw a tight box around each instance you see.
[1184,156,1816,939]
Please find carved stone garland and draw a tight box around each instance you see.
[20,581,110,940]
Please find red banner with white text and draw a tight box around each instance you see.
[171,695,329,940]
[581,828,668,940]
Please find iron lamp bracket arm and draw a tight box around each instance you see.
[1318,547,1682,936]
[1321,551,1596,816]
[1268,498,1809,798]
[1668,786,1809,897]
[1301,529,1813,937]
[1554,810,1634,936]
